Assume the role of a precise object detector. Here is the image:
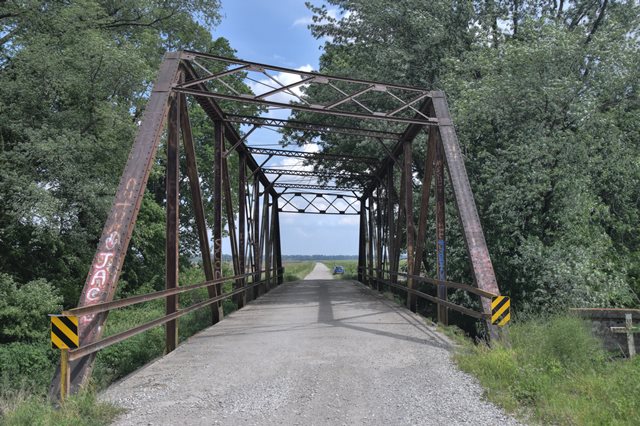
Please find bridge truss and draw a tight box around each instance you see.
[51,51,502,396]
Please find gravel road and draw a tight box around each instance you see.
[304,262,334,280]
[102,266,520,425]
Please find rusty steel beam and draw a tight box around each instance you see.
[278,192,359,215]
[165,88,180,353]
[273,202,283,285]
[275,183,362,191]
[174,86,437,126]
[259,191,270,295]
[363,99,432,198]
[431,91,501,336]
[247,147,379,164]
[252,177,261,300]
[179,95,220,322]
[367,197,375,288]
[262,168,371,180]
[385,165,394,289]
[392,158,405,285]
[213,120,225,320]
[50,53,183,397]
[225,114,402,141]
[182,50,433,94]
[180,60,278,199]
[375,186,384,290]
[358,198,367,282]
[413,127,436,280]
[435,137,447,325]
[238,152,247,308]
[404,139,416,312]
[222,156,242,307]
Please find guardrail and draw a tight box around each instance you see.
[359,267,495,320]
[63,268,283,361]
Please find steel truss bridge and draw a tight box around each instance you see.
[50,51,502,397]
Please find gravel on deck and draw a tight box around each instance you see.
[102,267,520,425]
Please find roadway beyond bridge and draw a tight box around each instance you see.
[102,263,518,425]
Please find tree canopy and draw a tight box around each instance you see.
[296,0,640,312]
[0,0,249,305]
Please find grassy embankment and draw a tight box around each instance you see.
[448,315,640,425]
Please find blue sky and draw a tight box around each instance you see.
[213,1,361,256]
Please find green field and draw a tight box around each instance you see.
[282,261,316,282]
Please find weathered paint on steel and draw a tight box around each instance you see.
[431,91,501,337]
[50,53,182,397]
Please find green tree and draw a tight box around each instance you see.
[0,0,251,303]
[296,0,640,312]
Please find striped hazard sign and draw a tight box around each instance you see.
[491,296,511,326]
[50,315,79,349]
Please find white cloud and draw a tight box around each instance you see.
[247,64,314,105]
[293,16,314,27]
[293,8,343,28]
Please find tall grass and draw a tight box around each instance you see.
[282,261,315,282]
[453,315,640,425]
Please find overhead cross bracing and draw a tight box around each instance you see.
[51,50,504,398]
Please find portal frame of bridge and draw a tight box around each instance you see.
[50,51,503,397]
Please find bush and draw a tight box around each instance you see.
[454,315,640,424]
[0,274,62,343]
[0,342,57,394]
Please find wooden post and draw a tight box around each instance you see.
[611,313,638,358]
[60,349,70,402]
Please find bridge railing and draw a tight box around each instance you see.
[360,268,495,320]
[62,267,283,362]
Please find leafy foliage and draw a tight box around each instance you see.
[298,0,640,312]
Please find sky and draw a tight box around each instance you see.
[212,0,361,256]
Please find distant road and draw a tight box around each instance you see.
[304,262,333,280]
[103,274,519,425]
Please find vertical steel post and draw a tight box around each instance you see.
[213,120,225,321]
[404,139,416,312]
[260,191,270,293]
[222,157,241,307]
[252,178,260,299]
[414,126,436,280]
[367,197,375,287]
[375,186,383,291]
[49,54,182,397]
[268,196,277,287]
[392,160,406,285]
[180,95,219,324]
[385,166,394,290]
[165,92,180,353]
[431,91,501,337]
[273,200,283,284]
[238,152,247,307]
[358,198,367,282]
[435,138,447,325]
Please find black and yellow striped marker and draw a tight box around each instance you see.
[50,315,79,349]
[491,296,510,326]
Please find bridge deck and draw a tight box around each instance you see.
[102,268,517,425]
